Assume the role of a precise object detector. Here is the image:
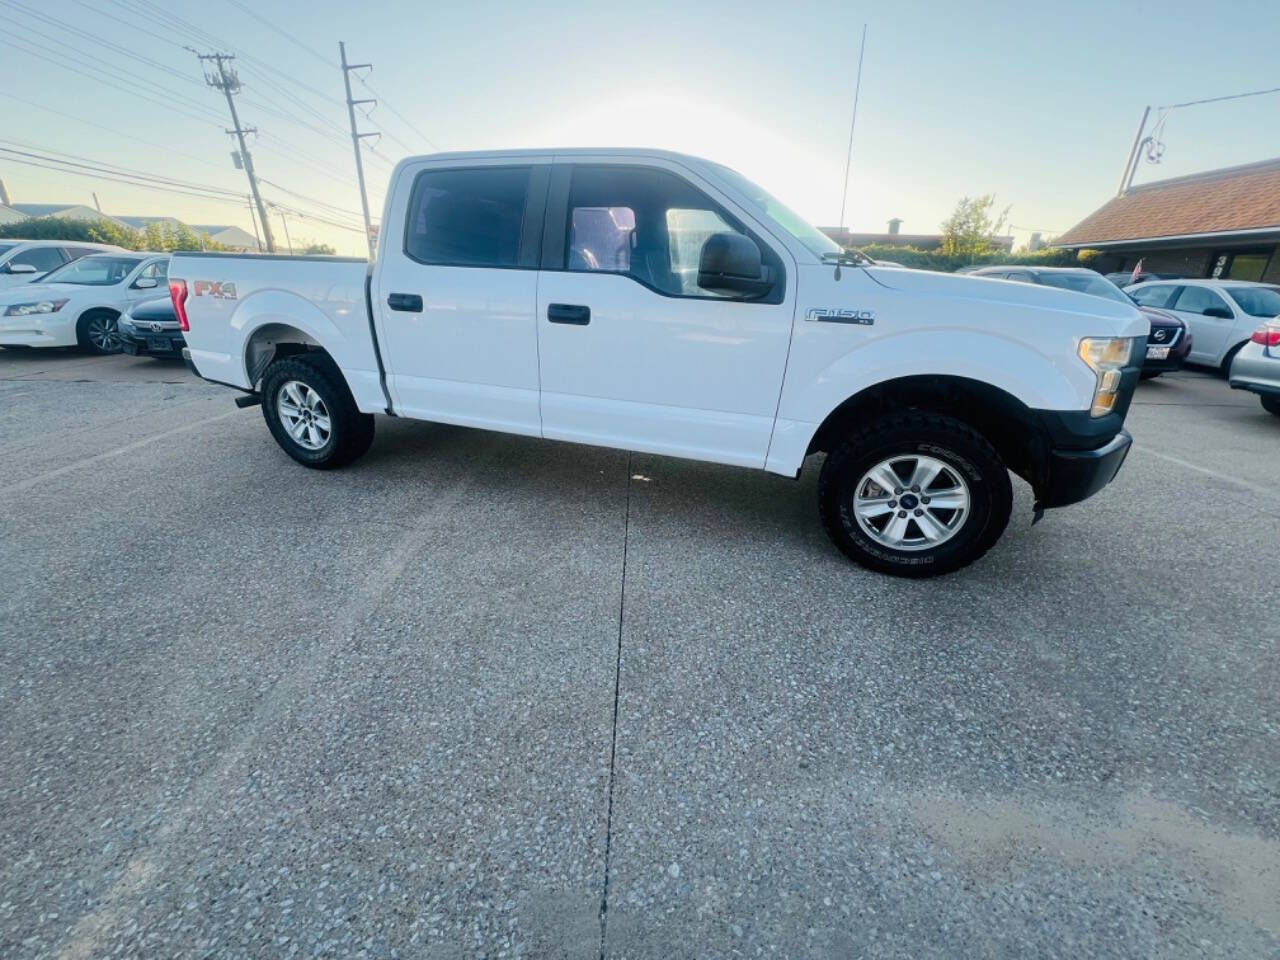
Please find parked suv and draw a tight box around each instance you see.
[173,148,1146,578]
[968,266,1189,378]
[1126,279,1280,373]
[0,240,125,290]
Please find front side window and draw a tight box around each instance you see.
[709,163,841,259]
[138,260,168,280]
[565,165,777,300]
[10,246,66,274]
[38,255,143,286]
[1128,284,1178,309]
[1225,285,1280,318]
[404,166,530,268]
[1172,286,1231,316]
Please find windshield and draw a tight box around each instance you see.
[710,164,842,258]
[0,243,15,257]
[1036,272,1133,305]
[1226,286,1280,318]
[38,255,142,286]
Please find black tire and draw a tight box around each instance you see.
[1139,370,1162,381]
[260,354,374,469]
[1262,395,1280,417]
[818,413,1013,578]
[76,310,122,355]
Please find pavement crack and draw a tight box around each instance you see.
[598,450,632,960]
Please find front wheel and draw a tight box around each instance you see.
[261,355,375,469]
[818,413,1013,578]
[1262,395,1280,417]
[76,311,121,355]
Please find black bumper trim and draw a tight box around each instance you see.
[1035,429,1132,510]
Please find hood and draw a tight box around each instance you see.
[1139,306,1183,328]
[861,266,1148,337]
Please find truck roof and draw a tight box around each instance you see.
[401,147,713,166]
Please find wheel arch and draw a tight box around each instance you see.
[804,374,1049,484]
[243,322,329,388]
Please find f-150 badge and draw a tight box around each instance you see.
[805,307,875,324]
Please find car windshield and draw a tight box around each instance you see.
[1036,272,1132,305]
[0,243,16,256]
[710,164,842,258]
[38,255,142,286]
[1225,286,1280,318]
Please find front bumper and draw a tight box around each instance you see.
[1036,430,1132,509]
[1142,330,1191,374]
[0,315,77,348]
[119,329,186,357]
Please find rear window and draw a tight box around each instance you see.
[1036,272,1131,305]
[404,166,530,268]
[1128,284,1178,309]
[1225,286,1280,318]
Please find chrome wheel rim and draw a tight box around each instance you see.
[852,454,970,552]
[87,315,120,353]
[277,380,331,450]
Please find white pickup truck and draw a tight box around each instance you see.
[173,149,1145,577]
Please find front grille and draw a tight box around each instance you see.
[1147,326,1181,347]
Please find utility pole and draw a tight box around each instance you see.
[275,206,294,254]
[1117,105,1151,197]
[246,196,263,252]
[838,24,868,231]
[196,51,275,252]
[340,42,378,258]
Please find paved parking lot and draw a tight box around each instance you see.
[2,348,1278,959]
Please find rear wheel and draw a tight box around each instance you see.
[1261,395,1280,417]
[819,413,1012,578]
[260,355,374,469]
[76,310,121,355]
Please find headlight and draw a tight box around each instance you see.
[1078,337,1134,417]
[4,299,69,317]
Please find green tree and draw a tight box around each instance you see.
[938,195,1010,259]
[299,239,336,255]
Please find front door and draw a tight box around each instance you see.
[372,161,549,436]
[535,161,796,468]
[1168,285,1234,364]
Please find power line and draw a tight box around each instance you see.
[1159,84,1280,110]
[0,143,247,198]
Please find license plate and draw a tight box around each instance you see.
[147,337,171,351]
[1146,345,1170,360]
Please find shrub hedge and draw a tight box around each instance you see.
[857,243,1100,273]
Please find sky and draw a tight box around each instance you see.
[3,0,1278,257]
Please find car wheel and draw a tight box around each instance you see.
[261,354,375,469]
[1261,395,1280,417]
[76,310,122,355]
[818,413,1013,578]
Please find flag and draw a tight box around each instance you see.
[1130,258,1145,284]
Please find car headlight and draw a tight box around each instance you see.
[1078,337,1135,417]
[4,299,69,317]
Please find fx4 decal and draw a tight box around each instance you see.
[805,307,875,325]
[192,280,238,299]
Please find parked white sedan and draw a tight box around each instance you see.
[0,252,170,354]
[1126,278,1280,372]
[0,239,125,290]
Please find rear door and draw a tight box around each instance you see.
[534,159,796,468]
[371,159,549,436]
[1167,285,1235,364]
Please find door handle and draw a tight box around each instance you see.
[387,292,423,312]
[547,303,590,325]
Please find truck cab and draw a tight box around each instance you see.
[173,149,1146,577]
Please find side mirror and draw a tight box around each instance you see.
[134,277,159,289]
[697,233,771,298]
[1203,306,1233,319]
[5,263,38,275]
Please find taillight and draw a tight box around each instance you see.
[169,278,189,331]
[1250,323,1280,347]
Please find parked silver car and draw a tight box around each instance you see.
[1229,320,1280,416]
[1125,279,1280,373]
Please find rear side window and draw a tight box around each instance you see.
[1128,284,1177,309]
[404,166,530,268]
[10,246,67,274]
